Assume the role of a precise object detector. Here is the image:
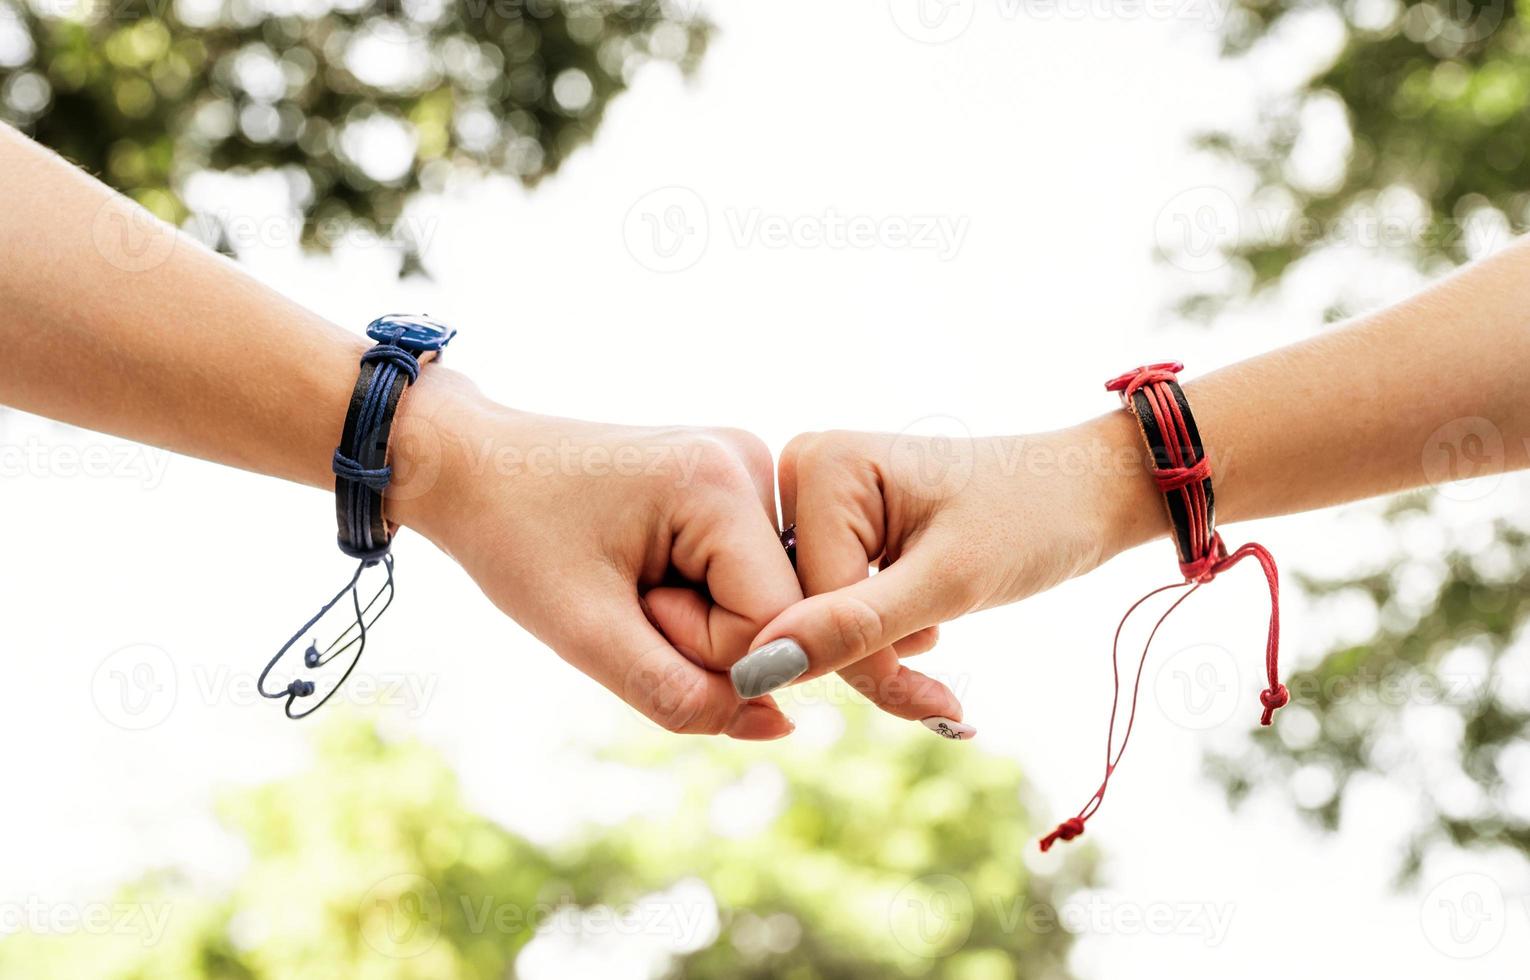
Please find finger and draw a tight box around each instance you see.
[777,436,800,531]
[642,585,732,672]
[738,541,966,695]
[835,644,966,727]
[668,487,804,670]
[895,625,940,657]
[706,428,780,526]
[566,593,792,739]
[771,450,962,723]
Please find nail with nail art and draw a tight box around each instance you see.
[731,637,808,700]
[922,716,976,740]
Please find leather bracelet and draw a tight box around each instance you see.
[1108,362,1215,570]
[1039,361,1288,852]
[333,318,452,558]
[257,314,456,720]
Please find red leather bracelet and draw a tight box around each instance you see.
[1039,362,1289,852]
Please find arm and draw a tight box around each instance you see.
[0,124,829,738]
[1124,237,1530,540]
[733,237,1530,719]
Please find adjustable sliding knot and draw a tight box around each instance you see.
[1259,683,1289,725]
[1104,361,1185,403]
[361,343,420,383]
[332,450,392,492]
[1039,817,1086,852]
[1178,533,1229,584]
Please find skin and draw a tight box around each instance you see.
[6,120,1530,739]
[0,123,860,739]
[744,235,1530,697]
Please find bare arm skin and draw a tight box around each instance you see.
[0,124,372,500]
[738,237,1530,707]
[0,123,864,739]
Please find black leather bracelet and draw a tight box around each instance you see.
[1111,362,1215,567]
[257,314,456,720]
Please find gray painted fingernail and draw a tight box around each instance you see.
[922,717,976,740]
[731,638,808,699]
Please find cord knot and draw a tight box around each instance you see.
[1039,817,1086,852]
[1104,361,1184,403]
[332,450,392,492]
[1153,455,1211,493]
[1259,683,1289,725]
[361,343,420,383]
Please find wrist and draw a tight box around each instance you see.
[382,363,496,545]
[1070,409,1169,561]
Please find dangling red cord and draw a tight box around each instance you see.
[1040,363,1288,852]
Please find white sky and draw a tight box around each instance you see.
[4,1,1529,976]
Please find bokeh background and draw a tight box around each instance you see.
[2,0,1529,976]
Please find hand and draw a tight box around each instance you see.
[730,413,1162,732]
[391,369,804,739]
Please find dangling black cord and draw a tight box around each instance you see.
[309,558,396,669]
[257,554,396,719]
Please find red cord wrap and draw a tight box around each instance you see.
[1039,362,1287,852]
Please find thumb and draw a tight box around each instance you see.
[731,542,965,699]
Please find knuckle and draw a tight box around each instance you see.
[792,430,863,477]
[684,434,750,490]
[826,595,883,662]
[645,664,712,734]
[708,427,773,478]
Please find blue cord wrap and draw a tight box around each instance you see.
[260,316,450,721]
[337,341,420,559]
[331,451,391,492]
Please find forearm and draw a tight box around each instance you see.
[1093,235,1530,554]
[0,124,465,530]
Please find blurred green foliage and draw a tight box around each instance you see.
[1212,498,1530,880]
[1177,0,1529,317]
[0,0,708,260]
[1200,0,1530,878]
[0,707,1089,978]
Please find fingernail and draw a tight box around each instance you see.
[921,716,976,741]
[731,637,808,700]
